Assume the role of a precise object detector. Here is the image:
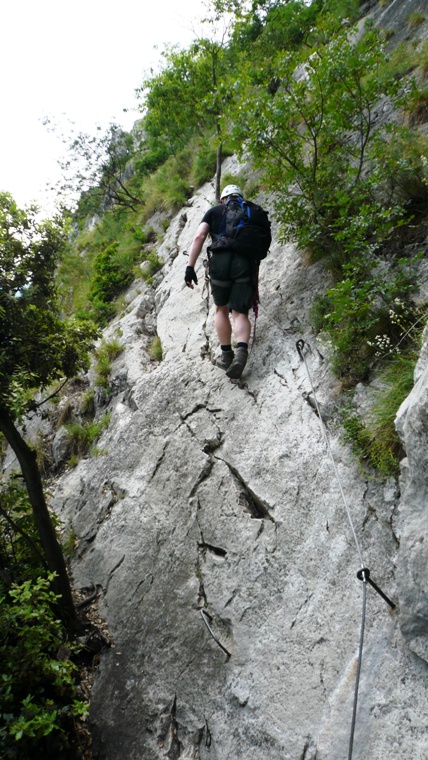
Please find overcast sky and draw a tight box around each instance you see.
[0,0,206,214]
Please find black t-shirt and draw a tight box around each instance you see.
[201,204,227,242]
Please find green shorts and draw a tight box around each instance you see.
[209,251,255,314]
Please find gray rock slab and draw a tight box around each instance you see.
[49,165,428,759]
[396,356,428,663]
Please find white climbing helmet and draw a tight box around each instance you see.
[220,184,243,200]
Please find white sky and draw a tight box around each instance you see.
[0,0,206,214]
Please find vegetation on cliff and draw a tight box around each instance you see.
[54,0,428,473]
[0,193,98,757]
[1,1,428,755]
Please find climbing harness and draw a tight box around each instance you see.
[209,276,252,287]
[296,339,395,760]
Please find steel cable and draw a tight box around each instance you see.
[348,574,367,760]
[295,339,387,760]
[296,339,365,569]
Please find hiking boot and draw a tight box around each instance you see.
[215,349,234,370]
[226,347,248,379]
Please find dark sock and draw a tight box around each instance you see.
[237,342,248,351]
[221,344,232,352]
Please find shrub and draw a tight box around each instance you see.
[79,388,95,418]
[219,173,244,193]
[311,254,421,382]
[148,336,163,361]
[140,252,163,283]
[404,86,428,126]
[89,243,133,304]
[231,21,423,274]
[0,573,88,759]
[191,142,218,186]
[377,40,417,83]
[341,348,418,476]
[83,298,116,327]
[56,245,96,318]
[61,207,145,327]
[94,339,125,387]
[341,407,400,476]
[0,483,44,583]
[0,489,89,759]
[407,12,425,30]
[65,413,111,459]
[417,40,428,78]
[142,150,193,218]
[102,339,125,362]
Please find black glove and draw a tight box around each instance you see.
[185,265,198,287]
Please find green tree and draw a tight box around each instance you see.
[137,45,213,158]
[46,120,142,214]
[198,32,234,199]
[137,27,235,199]
[226,0,324,73]
[0,193,98,627]
[230,18,426,380]
[231,23,411,263]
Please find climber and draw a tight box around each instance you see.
[185,184,271,379]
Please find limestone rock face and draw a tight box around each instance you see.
[51,160,428,759]
[52,425,72,468]
[395,333,428,662]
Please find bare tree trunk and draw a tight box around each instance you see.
[0,405,78,630]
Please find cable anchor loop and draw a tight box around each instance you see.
[296,339,305,361]
[356,568,396,609]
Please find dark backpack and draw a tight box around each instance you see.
[207,198,271,261]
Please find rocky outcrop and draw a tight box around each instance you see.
[50,155,428,759]
[395,325,428,663]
